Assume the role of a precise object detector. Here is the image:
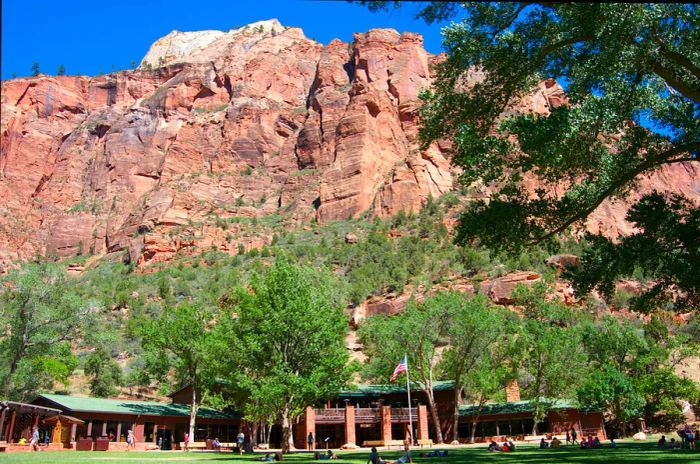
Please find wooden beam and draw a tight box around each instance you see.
[7,410,16,442]
[0,407,7,441]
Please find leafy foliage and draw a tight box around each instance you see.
[138,302,219,438]
[359,293,454,443]
[217,257,352,452]
[84,347,123,397]
[566,193,700,311]
[0,262,86,400]
[365,2,700,309]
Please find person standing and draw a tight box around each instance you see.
[570,427,578,445]
[184,432,190,452]
[308,431,314,451]
[236,430,245,455]
[126,430,135,451]
[31,426,40,451]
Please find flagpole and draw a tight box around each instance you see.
[405,354,414,446]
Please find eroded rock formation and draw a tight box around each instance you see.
[1,19,698,269]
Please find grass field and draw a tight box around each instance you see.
[0,442,699,464]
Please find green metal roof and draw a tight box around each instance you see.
[339,380,455,397]
[459,399,582,417]
[37,394,238,419]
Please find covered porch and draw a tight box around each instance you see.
[0,400,63,452]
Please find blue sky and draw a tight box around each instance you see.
[1,0,451,80]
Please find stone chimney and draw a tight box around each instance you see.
[505,379,521,402]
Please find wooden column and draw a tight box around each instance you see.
[153,425,159,443]
[416,405,429,441]
[7,410,16,442]
[70,423,77,442]
[86,420,93,437]
[344,405,356,448]
[304,406,316,450]
[116,423,122,442]
[33,414,40,428]
[0,407,7,441]
[381,406,392,444]
[101,422,107,437]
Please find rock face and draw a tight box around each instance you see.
[1,19,698,268]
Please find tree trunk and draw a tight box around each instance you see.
[189,385,198,440]
[280,405,295,453]
[470,397,486,444]
[425,388,444,444]
[451,386,464,443]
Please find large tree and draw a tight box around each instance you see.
[438,292,514,443]
[139,302,218,442]
[0,262,85,400]
[578,315,699,435]
[362,2,700,309]
[512,283,587,435]
[359,295,452,444]
[220,257,352,453]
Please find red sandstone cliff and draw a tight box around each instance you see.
[1,20,698,268]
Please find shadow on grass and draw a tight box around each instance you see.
[202,442,700,464]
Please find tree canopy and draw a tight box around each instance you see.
[0,262,86,401]
[217,256,352,453]
[364,2,700,310]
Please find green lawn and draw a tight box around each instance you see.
[0,442,698,464]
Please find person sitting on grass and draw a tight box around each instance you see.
[259,453,274,462]
[539,438,549,449]
[593,437,601,448]
[551,437,561,449]
[316,450,338,460]
[367,447,384,464]
[211,437,221,450]
[580,439,588,449]
[507,439,515,452]
[658,435,667,448]
[488,440,502,452]
[668,438,678,449]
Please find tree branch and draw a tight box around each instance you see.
[531,140,700,244]
[652,36,700,82]
[650,61,700,105]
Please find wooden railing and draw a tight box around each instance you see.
[355,408,381,423]
[391,408,418,423]
[314,408,345,424]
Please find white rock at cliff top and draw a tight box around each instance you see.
[140,19,286,67]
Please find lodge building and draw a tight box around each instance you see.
[0,381,605,451]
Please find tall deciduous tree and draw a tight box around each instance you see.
[0,262,85,400]
[363,2,700,310]
[359,295,452,443]
[438,292,515,443]
[220,257,352,453]
[139,302,217,441]
[512,283,586,435]
[578,315,699,435]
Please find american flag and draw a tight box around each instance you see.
[390,355,408,382]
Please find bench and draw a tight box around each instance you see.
[417,439,433,448]
[362,440,384,448]
[180,441,207,450]
[385,440,405,449]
